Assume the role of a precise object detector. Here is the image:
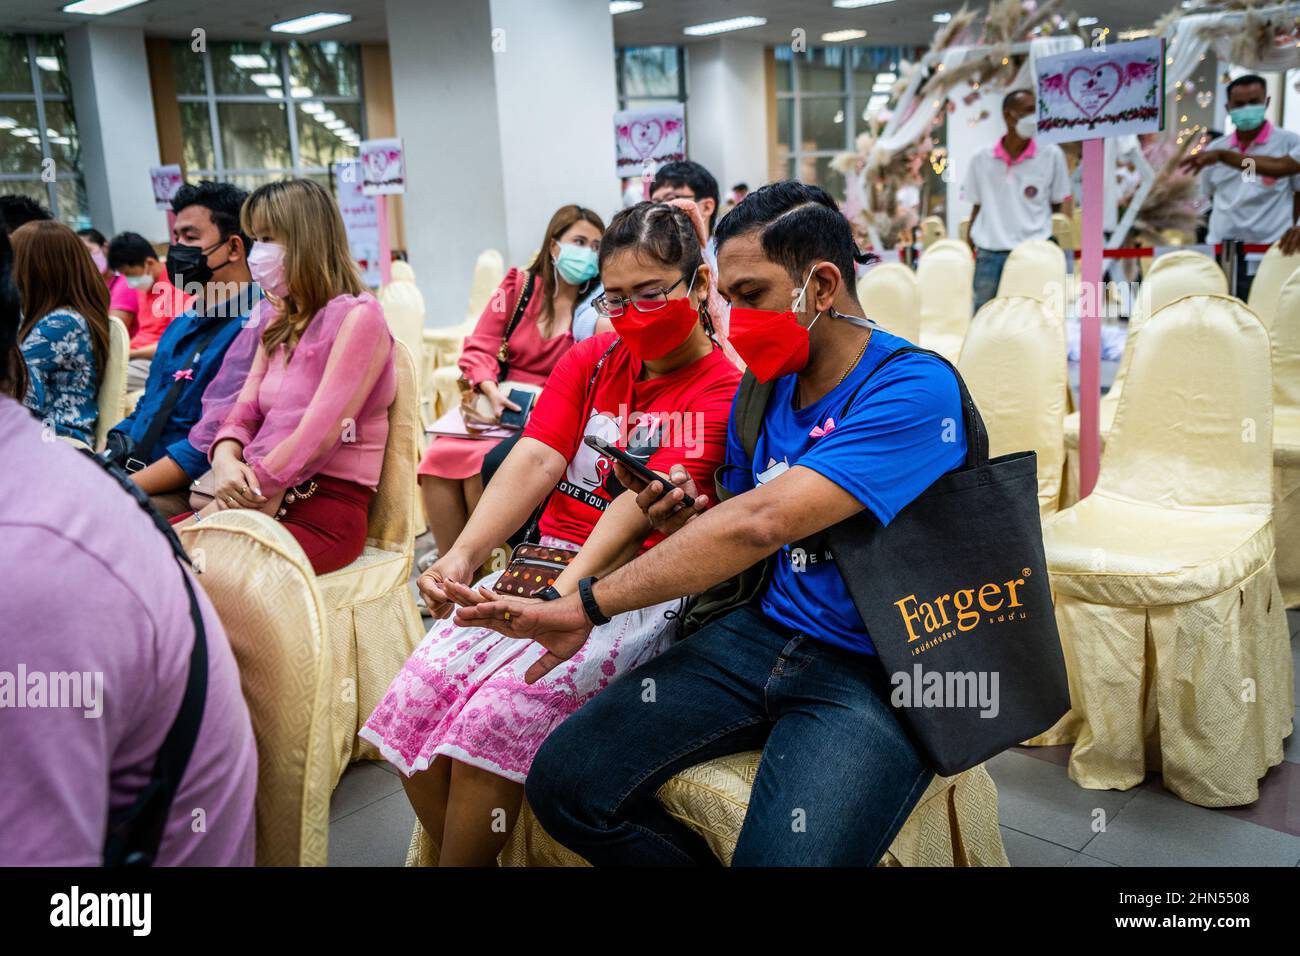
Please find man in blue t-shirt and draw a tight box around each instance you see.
[456,182,966,865]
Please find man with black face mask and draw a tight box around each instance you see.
[105,181,260,518]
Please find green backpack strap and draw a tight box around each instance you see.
[713,370,774,503]
[685,370,776,635]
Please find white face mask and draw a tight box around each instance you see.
[1015,115,1037,139]
[126,273,153,291]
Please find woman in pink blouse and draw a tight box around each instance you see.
[197,178,396,574]
[420,204,605,556]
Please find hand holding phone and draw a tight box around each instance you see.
[499,388,537,429]
[584,435,695,508]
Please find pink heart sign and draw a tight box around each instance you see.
[1065,63,1124,119]
[628,120,665,159]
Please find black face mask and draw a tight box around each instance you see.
[167,239,230,292]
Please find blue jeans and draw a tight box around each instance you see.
[972,247,1010,313]
[525,605,933,866]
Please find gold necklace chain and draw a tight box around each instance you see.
[795,328,872,410]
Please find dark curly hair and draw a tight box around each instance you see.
[0,194,52,236]
[171,180,252,254]
[714,180,875,298]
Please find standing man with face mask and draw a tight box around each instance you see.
[962,89,1074,311]
[1182,75,1300,296]
[105,181,260,518]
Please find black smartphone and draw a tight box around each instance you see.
[584,435,695,508]
[499,388,537,428]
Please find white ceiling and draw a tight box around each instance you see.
[0,0,1181,47]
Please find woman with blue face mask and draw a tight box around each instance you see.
[419,204,605,561]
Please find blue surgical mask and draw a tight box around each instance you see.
[1229,104,1267,132]
[553,243,599,285]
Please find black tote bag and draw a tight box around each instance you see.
[825,347,1069,776]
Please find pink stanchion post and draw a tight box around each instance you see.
[376,193,392,287]
[1078,137,1104,498]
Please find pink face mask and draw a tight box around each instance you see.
[247,241,289,298]
[91,250,108,274]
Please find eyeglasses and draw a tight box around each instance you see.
[593,274,688,319]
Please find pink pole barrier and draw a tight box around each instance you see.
[376,194,392,287]
[1078,137,1104,498]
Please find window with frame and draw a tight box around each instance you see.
[774,45,915,202]
[172,39,365,193]
[0,33,87,227]
[616,46,687,111]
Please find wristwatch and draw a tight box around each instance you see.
[577,576,611,626]
[536,585,562,602]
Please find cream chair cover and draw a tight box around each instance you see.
[996,239,1067,320]
[317,342,425,781]
[926,238,972,260]
[919,215,946,248]
[378,281,425,393]
[178,510,333,866]
[957,296,1068,516]
[1246,243,1300,333]
[466,248,504,319]
[1061,251,1227,506]
[389,260,416,285]
[96,315,130,451]
[1035,294,1293,807]
[917,244,974,361]
[1051,212,1075,250]
[857,262,921,343]
[406,759,1007,867]
[1272,271,1300,606]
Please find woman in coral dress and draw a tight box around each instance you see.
[420,204,605,557]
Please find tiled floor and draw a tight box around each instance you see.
[329,610,1300,867]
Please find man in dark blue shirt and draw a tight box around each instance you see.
[110,181,258,517]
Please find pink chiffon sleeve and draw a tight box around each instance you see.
[209,341,270,455]
[458,268,525,387]
[242,301,394,494]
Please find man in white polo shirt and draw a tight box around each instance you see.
[962,89,1074,310]
[1183,74,1300,298]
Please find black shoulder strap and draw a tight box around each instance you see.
[134,318,230,464]
[497,271,537,379]
[733,370,776,464]
[521,338,620,543]
[81,450,209,867]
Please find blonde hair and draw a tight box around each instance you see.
[242,178,366,353]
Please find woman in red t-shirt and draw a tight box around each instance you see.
[362,200,741,866]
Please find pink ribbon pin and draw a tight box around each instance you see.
[173,368,194,382]
[809,418,835,438]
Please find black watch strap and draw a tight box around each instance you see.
[578,576,611,626]
[536,585,562,602]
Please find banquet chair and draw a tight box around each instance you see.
[379,278,429,534]
[926,238,974,260]
[917,242,974,361]
[1051,212,1075,250]
[1061,250,1226,505]
[1271,270,1300,607]
[1246,242,1300,333]
[996,239,1067,320]
[957,296,1068,516]
[1035,293,1292,807]
[406,759,1008,868]
[96,315,130,451]
[919,215,946,248]
[178,510,333,867]
[424,249,506,421]
[181,342,425,786]
[857,262,921,343]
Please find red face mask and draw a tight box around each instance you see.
[725,269,819,383]
[609,276,700,361]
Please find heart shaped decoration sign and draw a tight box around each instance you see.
[1065,63,1124,119]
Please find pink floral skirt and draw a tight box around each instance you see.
[360,538,683,783]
